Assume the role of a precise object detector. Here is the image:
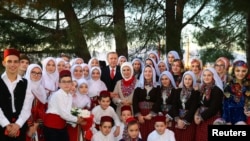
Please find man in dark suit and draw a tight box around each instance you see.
[101,52,122,110]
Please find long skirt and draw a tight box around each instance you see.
[195,115,218,141]
[174,122,196,141]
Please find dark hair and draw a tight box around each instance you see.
[19,54,30,63]
[127,120,139,129]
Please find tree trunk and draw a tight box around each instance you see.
[165,0,183,59]
[60,1,91,62]
[113,0,128,58]
[246,12,250,67]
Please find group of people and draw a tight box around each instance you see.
[0,48,249,141]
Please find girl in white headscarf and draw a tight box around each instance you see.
[132,65,161,140]
[88,57,100,68]
[56,58,66,73]
[194,67,224,141]
[81,63,91,80]
[158,71,177,131]
[167,50,180,71]
[41,57,59,97]
[174,71,200,141]
[87,66,107,110]
[132,58,144,80]
[112,62,139,116]
[25,64,47,141]
[117,55,127,66]
[147,50,160,64]
[70,64,84,81]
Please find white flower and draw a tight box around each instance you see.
[78,109,91,118]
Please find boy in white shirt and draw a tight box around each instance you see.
[91,116,115,141]
[91,90,120,137]
[147,115,176,141]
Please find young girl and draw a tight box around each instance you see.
[70,64,84,81]
[68,79,91,141]
[132,58,144,80]
[174,71,200,141]
[166,50,180,71]
[132,65,161,140]
[222,60,249,125]
[88,57,100,68]
[194,67,224,141]
[41,57,59,97]
[25,64,47,141]
[88,66,107,110]
[81,63,91,80]
[119,117,142,141]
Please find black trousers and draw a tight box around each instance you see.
[43,126,69,141]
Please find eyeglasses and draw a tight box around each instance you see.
[214,64,225,68]
[60,80,72,84]
[31,71,42,77]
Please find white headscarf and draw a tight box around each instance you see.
[145,57,160,76]
[88,66,107,97]
[200,67,224,92]
[70,64,83,81]
[25,64,47,104]
[73,79,91,108]
[117,55,127,65]
[120,62,134,81]
[158,60,169,72]
[159,71,177,88]
[41,57,59,92]
[136,65,159,89]
[178,71,197,88]
[147,50,160,63]
[81,63,91,80]
[167,50,180,59]
[88,57,99,67]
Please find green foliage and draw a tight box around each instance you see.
[200,47,234,65]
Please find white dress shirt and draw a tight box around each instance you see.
[46,89,77,123]
[0,72,34,127]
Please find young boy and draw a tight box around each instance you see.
[43,70,85,141]
[18,54,30,77]
[119,117,142,141]
[147,115,176,141]
[115,105,133,140]
[91,116,115,141]
[91,90,121,137]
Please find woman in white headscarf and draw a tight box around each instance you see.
[167,50,180,71]
[70,64,84,81]
[174,71,200,141]
[194,67,224,141]
[158,71,177,131]
[132,65,161,140]
[25,64,47,141]
[41,57,59,97]
[112,62,139,116]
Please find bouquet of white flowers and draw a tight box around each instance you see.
[71,107,91,118]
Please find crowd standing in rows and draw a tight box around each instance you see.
[0,48,250,141]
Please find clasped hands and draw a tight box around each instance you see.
[5,123,20,138]
[77,117,87,125]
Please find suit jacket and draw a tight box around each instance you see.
[101,66,122,92]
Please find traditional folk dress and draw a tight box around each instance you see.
[113,62,138,116]
[132,65,161,140]
[195,68,224,141]
[174,71,200,141]
[43,89,78,141]
[158,71,177,131]
[25,64,47,141]
[0,72,34,141]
